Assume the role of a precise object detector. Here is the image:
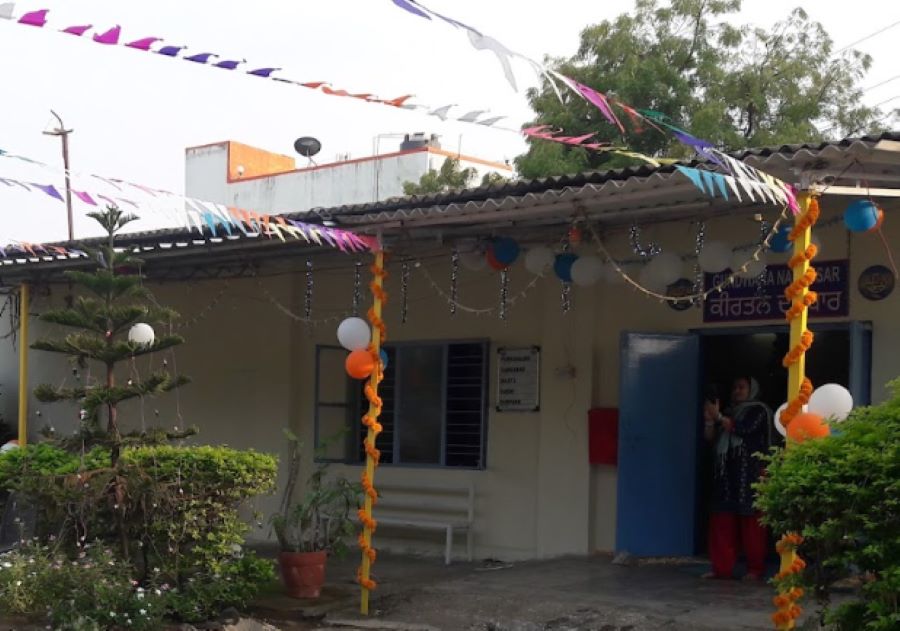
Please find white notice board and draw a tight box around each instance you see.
[496,346,540,412]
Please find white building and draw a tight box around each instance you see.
[2,132,898,563]
[185,134,513,213]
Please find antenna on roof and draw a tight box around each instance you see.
[293,136,322,167]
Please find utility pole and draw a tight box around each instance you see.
[43,110,75,241]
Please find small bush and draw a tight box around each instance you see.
[0,443,278,625]
[755,381,900,630]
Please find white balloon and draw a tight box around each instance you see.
[646,252,682,287]
[336,317,371,351]
[774,402,809,437]
[602,261,626,285]
[570,255,605,286]
[698,241,732,273]
[808,383,853,422]
[639,263,667,293]
[458,248,487,271]
[128,323,155,347]
[732,251,768,279]
[524,246,555,276]
[459,250,487,272]
[773,403,788,437]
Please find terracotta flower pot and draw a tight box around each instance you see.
[278,550,327,599]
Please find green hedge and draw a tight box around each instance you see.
[0,443,278,623]
[755,382,900,630]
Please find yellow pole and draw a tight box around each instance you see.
[787,193,812,401]
[773,191,818,630]
[17,283,29,447]
[359,251,386,615]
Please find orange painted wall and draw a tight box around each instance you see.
[226,141,296,182]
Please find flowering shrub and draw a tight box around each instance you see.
[0,540,168,630]
[0,444,278,625]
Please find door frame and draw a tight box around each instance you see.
[691,319,873,405]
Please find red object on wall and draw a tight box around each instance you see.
[588,408,618,465]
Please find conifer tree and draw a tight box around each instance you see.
[31,207,190,463]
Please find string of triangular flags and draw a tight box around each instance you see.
[0,3,518,131]
[674,150,799,212]
[521,125,677,168]
[389,0,799,211]
[0,148,371,258]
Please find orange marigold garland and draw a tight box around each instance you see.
[773,195,820,629]
[771,534,806,628]
[358,254,388,607]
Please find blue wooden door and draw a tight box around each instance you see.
[616,332,700,556]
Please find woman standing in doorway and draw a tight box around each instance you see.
[702,376,772,580]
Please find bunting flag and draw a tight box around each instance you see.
[675,163,798,213]
[2,2,798,206]
[389,0,563,96]
[0,151,371,256]
[522,125,674,167]
[0,4,516,130]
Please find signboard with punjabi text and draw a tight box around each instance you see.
[703,259,849,323]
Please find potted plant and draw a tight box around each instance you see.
[271,429,362,599]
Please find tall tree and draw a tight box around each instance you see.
[403,158,509,195]
[517,0,891,178]
[31,207,190,463]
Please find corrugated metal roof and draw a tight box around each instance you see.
[3,130,898,276]
[734,131,900,159]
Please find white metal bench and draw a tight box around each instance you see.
[374,483,474,565]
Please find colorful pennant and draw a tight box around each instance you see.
[521,125,673,167]
[675,162,798,213]
[389,0,561,96]
[0,4,517,130]
[0,147,372,257]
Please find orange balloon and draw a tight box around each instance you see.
[786,412,830,443]
[868,208,885,233]
[486,247,506,271]
[345,349,375,380]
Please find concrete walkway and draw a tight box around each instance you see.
[253,553,792,630]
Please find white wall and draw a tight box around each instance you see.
[4,195,899,559]
[185,144,512,214]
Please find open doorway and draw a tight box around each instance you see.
[615,323,870,559]
[694,326,852,556]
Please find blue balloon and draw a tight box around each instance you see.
[770,225,793,253]
[492,237,520,265]
[379,349,389,369]
[844,199,880,232]
[554,253,578,282]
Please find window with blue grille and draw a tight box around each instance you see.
[314,340,488,469]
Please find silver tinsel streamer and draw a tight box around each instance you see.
[499,268,509,320]
[450,249,459,316]
[561,241,572,314]
[629,223,661,258]
[756,219,770,296]
[304,259,313,320]
[401,260,410,324]
[692,221,705,307]
[352,260,362,315]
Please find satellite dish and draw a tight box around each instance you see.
[294,137,322,158]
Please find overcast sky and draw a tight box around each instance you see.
[1,0,898,242]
